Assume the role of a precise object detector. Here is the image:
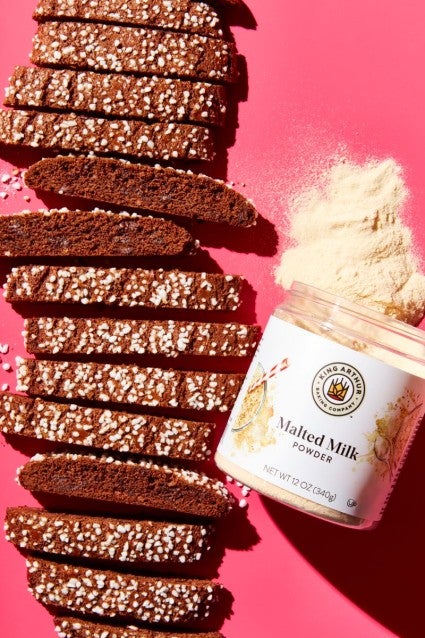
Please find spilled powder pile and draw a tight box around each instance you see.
[274,158,425,325]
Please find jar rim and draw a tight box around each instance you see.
[290,281,425,345]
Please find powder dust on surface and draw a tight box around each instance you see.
[274,157,425,325]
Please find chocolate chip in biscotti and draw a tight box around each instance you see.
[0,110,215,161]
[18,453,235,519]
[4,266,243,310]
[31,21,238,83]
[24,157,258,227]
[33,0,224,39]
[0,210,198,257]
[5,67,227,126]
[0,393,215,460]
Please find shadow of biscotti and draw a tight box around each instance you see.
[204,54,249,175]
[186,214,279,257]
[218,0,258,30]
[0,144,49,169]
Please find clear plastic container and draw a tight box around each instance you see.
[216,282,425,529]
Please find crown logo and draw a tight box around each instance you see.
[327,377,349,402]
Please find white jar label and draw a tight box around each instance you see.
[217,315,425,522]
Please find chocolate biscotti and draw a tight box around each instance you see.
[0,393,214,460]
[24,157,258,226]
[34,0,224,39]
[24,317,259,357]
[5,67,227,126]
[5,506,212,564]
[55,616,223,638]
[0,110,214,161]
[18,453,235,518]
[31,22,238,83]
[0,210,197,257]
[4,266,243,310]
[27,557,225,625]
[16,358,244,411]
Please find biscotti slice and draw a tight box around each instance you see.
[0,393,214,460]
[34,0,224,39]
[4,266,242,310]
[24,157,258,227]
[27,558,225,625]
[0,110,214,161]
[0,210,197,257]
[16,358,244,411]
[31,22,238,83]
[24,317,260,357]
[18,453,235,518]
[5,506,212,565]
[5,67,227,126]
[55,616,223,638]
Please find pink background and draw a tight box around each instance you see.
[1,1,425,636]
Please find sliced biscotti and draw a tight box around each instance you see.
[24,157,258,227]
[0,393,214,460]
[24,317,260,357]
[0,110,214,161]
[18,453,235,518]
[31,22,238,83]
[0,210,197,257]
[27,557,225,625]
[16,358,244,411]
[5,67,227,126]
[5,506,212,564]
[4,266,243,310]
[34,0,224,39]
[55,616,223,638]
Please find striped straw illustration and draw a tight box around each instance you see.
[248,358,290,393]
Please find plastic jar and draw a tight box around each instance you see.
[215,282,425,529]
